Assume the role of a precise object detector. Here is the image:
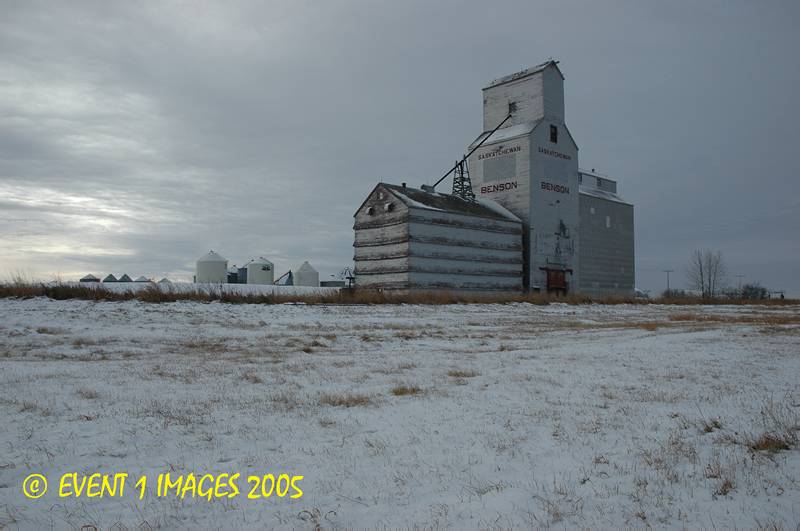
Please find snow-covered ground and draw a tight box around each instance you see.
[0,299,798,529]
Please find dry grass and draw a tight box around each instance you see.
[669,313,800,326]
[391,384,423,396]
[747,433,792,453]
[318,392,374,408]
[4,281,796,306]
[447,369,480,378]
[241,370,264,384]
[76,388,100,400]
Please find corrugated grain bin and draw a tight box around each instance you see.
[293,261,319,287]
[246,257,274,285]
[196,250,228,283]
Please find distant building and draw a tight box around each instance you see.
[246,257,275,285]
[79,274,100,283]
[195,250,227,283]
[118,274,133,282]
[102,274,118,283]
[134,276,150,282]
[293,261,319,287]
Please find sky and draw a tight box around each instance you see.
[1,0,798,295]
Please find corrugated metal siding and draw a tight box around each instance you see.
[578,193,635,296]
[354,185,523,292]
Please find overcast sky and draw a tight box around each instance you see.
[1,0,798,294]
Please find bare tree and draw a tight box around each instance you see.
[687,249,727,298]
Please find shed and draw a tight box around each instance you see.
[102,274,118,283]
[118,274,133,282]
[80,274,100,283]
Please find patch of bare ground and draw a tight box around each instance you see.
[318,392,374,408]
[391,384,423,397]
[447,369,480,378]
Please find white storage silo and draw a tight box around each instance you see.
[246,257,274,285]
[196,250,228,283]
[293,261,319,287]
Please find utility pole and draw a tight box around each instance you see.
[662,269,673,294]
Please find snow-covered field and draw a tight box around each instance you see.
[0,299,798,529]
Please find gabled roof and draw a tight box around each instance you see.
[467,119,578,152]
[468,120,540,150]
[484,59,563,90]
[80,274,99,281]
[118,274,133,282]
[102,274,118,282]
[381,183,520,222]
[134,276,150,282]
[296,261,317,273]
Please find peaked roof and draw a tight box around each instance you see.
[80,274,99,281]
[484,59,563,90]
[118,274,133,282]
[102,274,118,282]
[380,183,521,222]
[158,278,172,283]
[197,250,227,263]
[468,120,540,150]
[134,276,150,282]
[296,261,317,273]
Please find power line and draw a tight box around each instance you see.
[662,269,674,292]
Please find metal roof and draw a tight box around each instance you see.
[382,183,520,222]
[578,186,632,206]
[483,59,563,90]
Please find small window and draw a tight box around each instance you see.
[597,177,602,187]
[378,192,385,200]
[384,203,395,212]
[366,206,375,215]
[549,125,558,144]
[589,207,595,215]
[605,215,611,229]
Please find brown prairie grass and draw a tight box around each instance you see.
[669,313,800,326]
[4,281,796,306]
[448,369,480,378]
[391,384,423,396]
[241,371,264,384]
[318,392,374,408]
[715,478,735,496]
[76,388,100,400]
[747,433,792,453]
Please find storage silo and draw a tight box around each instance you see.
[246,257,274,285]
[293,261,319,287]
[196,250,228,283]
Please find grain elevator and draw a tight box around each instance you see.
[354,59,634,295]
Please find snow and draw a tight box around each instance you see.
[578,185,631,205]
[474,197,522,222]
[469,121,539,149]
[1,300,798,529]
